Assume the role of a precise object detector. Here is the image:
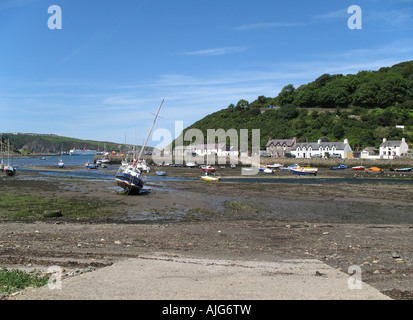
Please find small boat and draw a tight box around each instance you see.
[330,164,347,170]
[290,166,318,176]
[40,157,46,160]
[4,165,16,176]
[230,164,236,168]
[200,173,221,182]
[201,165,216,172]
[58,159,64,168]
[390,167,412,172]
[186,162,197,168]
[366,167,383,173]
[263,168,274,174]
[352,166,365,170]
[85,161,98,169]
[266,163,283,169]
[156,171,168,176]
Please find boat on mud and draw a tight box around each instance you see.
[352,166,365,170]
[115,99,164,194]
[366,167,383,173]
[390,167,412,172]
[330,164,347,170]
[290,166,318,176]
[156,171,168,176]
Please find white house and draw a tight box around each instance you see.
[174,143,238,157]
[291,138,353,159]
[379,138,409,159]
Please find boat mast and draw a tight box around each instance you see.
[133,99,164,167]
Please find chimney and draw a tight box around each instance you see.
[402,138,406,143]
[317,138,321,144]
[344,138,349,144]
[383,138,387,143]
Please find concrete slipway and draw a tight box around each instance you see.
[13,255,390,300]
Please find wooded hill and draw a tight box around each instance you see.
[181,60,413,150]
[0,133,125,155]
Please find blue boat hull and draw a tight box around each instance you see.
[115,172,144,192]
[290,169,317,176]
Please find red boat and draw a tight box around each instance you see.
[352,166,365,170]
[201,165,216,172]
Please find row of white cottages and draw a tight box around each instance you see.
[266,137,409,159]
[171,138,409,159]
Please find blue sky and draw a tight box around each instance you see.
[0,0,412,146]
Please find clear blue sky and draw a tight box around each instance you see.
[1,0,412,146]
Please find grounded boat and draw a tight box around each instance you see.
[330,164,347,170]
[266,163,283,169]
[201,165,216,172]
[4,165,16,176]
[115,99,164,194]
[186,162,197,168]
[85,161,98,169]
[263,168,274,174]
[290,166,318,176]
[390,167,412,172]
[366,167,383,173]
[156,171,168,176]
[70,148,97,156]
[200,173,221,182]
[352,166,365,170]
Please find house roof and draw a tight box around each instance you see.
[292,141,348,150]
[266,139,296,147]
[380,140,403,147]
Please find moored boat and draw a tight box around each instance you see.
[4,165,16,176]
[366,166,383,173]
[290,166,318,176]
[201,165,216,172]
[390,167,412,172]
[58,159,64,168]
[200,174,221,182]
[352,166,365,170]
[85,161,98,169]
[156,171,168,176]
[330,164,347,170]
[115,99,164,194]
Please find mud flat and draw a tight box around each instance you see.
[0,167,412,300]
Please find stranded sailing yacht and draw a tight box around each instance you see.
[115,99,164,193]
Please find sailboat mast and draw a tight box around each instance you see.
[133,99,164,167]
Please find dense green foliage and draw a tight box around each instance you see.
[1,134,127,154]
[181,61,413,150]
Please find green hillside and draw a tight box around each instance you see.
[180,60,413,150]
[0,133,125,155]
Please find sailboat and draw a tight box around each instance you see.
[4,140,16,176]
[0,134,4,172]
[200,151,221,181]
[115,99,164,193]
[58,159,65,168]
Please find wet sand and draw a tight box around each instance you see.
[0,166,412,299]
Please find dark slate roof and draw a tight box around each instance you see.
[266,139,296,147]
[292,142,347,150]
[380,140,402,147]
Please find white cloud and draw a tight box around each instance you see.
[233,22,304,31]
[182,46,247,56]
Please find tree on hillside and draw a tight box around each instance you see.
[278,84,295,106]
